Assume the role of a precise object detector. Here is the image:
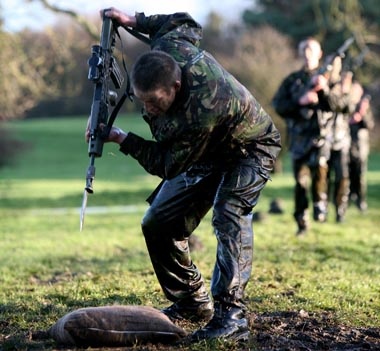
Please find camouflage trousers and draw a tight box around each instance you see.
[349,138,370,209]
[292,148,329,226]
[141,162,267,310]
[328,148,350,221]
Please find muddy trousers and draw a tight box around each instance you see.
[141,164,267,310]
[328,148,350,219]
[349,142,369,207]
[293,153,329,224]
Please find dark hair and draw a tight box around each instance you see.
[131,50,181,92]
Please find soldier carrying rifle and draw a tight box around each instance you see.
[272,37,353,235]
[85,7,281,343]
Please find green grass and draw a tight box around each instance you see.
[0,116,379,350]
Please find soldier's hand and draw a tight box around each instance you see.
[341,71,353,94]
[102,7,137,27]
[299,91,319,105]
[84,117,128,145]
[350,112,363,124]
[311,74,328,91]
[359,96,370,115]
[106,126,129,145]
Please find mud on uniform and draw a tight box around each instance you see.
[119,13,281,312]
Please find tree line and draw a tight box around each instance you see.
[2,0,379,119]
[0,0,379,167]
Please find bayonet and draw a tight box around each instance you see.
[80,189,88,232]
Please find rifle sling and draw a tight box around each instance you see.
[106,90,131,131]
[106,26,137,131]
[106,26,151,131]
[125,27,152,45]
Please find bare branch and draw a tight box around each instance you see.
[32,0,99,40]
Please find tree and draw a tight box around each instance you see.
[25,0,145,117]
[242,0,380,84]
[242,0,380,147]
[22,19,96,117]
[32,0,99,40]
[0,30,50,120]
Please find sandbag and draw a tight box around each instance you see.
[48,305,187,347]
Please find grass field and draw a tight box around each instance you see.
[0,116,379,350]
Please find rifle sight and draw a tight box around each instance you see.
[88,45,102,81]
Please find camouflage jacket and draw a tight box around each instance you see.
[349,98,375,144]
[272,68,345,160]
[120,12,281,179]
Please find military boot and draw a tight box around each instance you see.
[295,211,309,236]
[357,200,368,212]
[336,205,347,223]
[162,291,213,323]
[191,303,249,342]
[313,201,327,222]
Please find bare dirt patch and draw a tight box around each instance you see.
[251,311,380,350]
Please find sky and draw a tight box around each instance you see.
[2,0,253,32]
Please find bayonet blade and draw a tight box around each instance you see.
[80,189,88,232]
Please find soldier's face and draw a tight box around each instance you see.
[135,82,180,117]
[301,41,322,70]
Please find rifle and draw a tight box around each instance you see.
[344,46,369,73]
[306,36,355,92]
[80,11,131,231]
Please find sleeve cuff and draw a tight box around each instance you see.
[119,132,142,156]
[119,135,131,155]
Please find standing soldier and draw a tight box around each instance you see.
[348,82,375,212]
[272,37,347,235]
